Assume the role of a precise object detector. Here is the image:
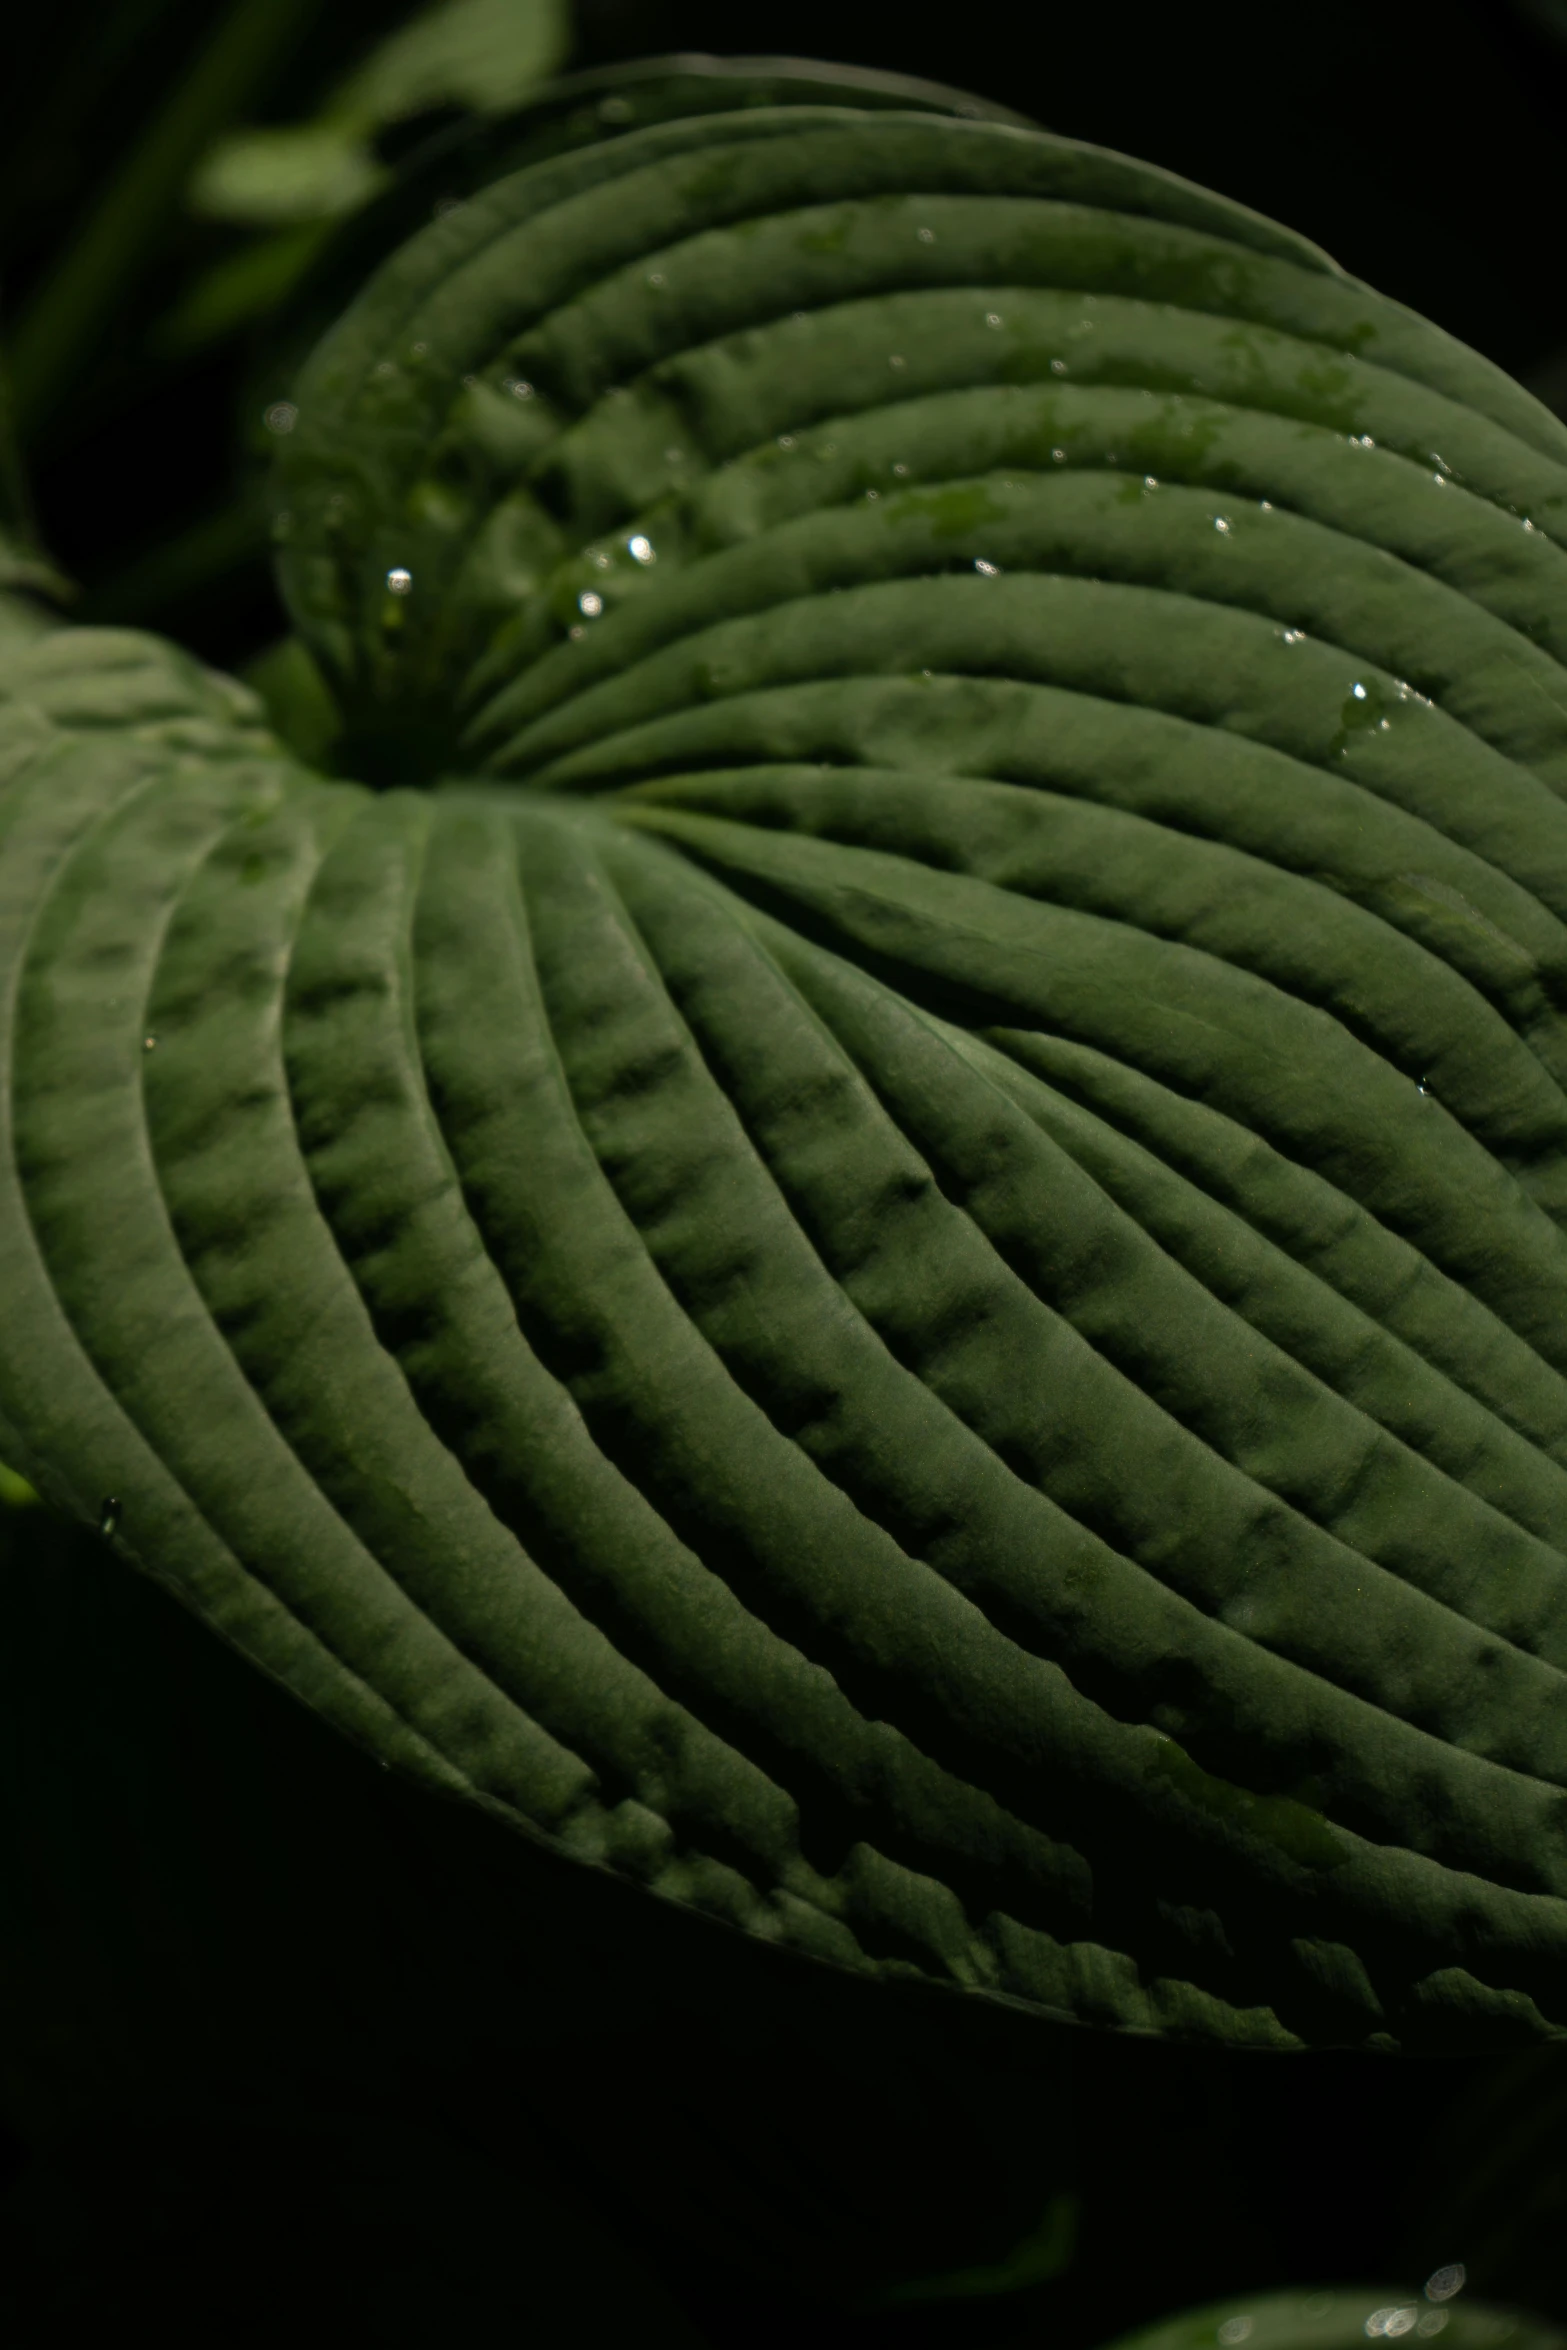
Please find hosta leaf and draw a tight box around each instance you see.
[7,95,1567,2055]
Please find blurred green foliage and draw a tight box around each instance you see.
[0,0,569,672]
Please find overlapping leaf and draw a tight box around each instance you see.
[7,98,1567,2052]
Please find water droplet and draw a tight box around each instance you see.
[1351,433,1375,449]
[568,623,586,639]
[628,534,655,563]
[646,271,666,288]
[374,360,394,379]
[386,567,413,595]
[892,462,909,476]
[1051,447,1066,463]
[1213,516,1232,533]
[974,558,1000,576]
[142,1034,158,1052]
[506,378,534,401]
[462,373,478,388]
[1258,499,1273,511]
[1417,1079,1430,1096]
[1417,2317,1449,2339]
[1432,473,1448,488]
[1050,358,1068,375]
[411,341,428,358]
[919,668,933,678]
[578,590,603,617]
[864,488,879,500]
[917,225,937,244]
[888,353,906,369]
[598,94,634,123]
[1218,2321,1253,2346]
[1425,2269,1465,2305]
[777,433,796,449]
[985,311,1003,328]
[264,401,297,435]
[99,1498,121,1539]
[1143,475,1160,490]
[434,194,462,219]
[1351,681,1368,699]
[1281,628,1306,644]
[1522,517,1538,533]
[590,550,611,569]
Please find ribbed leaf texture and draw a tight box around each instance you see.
[6,96,1567,2054]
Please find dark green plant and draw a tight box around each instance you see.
[6,30,1567,2343]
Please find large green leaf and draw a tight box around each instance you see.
[6,97,1567,2056]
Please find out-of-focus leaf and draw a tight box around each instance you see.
[190,0,569,231]
[858,2190,1077,2307]
[8,0,320,438]
[188,125,387,228]
[0,1463,38,1512]
[242,633,342,768]
[1096,2287,1565,2350]
[342,0,570,126]
[149,223,333,359]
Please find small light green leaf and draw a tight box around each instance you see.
[189,124,388,226]
[342,0,570,126]
[0,1462,39,1511]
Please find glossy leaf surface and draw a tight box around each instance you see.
[6,100,1567,2053]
